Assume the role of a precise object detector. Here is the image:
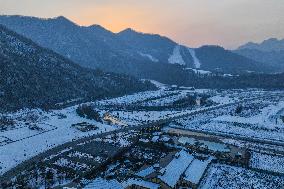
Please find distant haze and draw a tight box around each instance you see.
[0,0,283,49]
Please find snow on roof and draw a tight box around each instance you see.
[83,178,123,189]
[136,166,156,177]
[158,150,194,188]
[184,157,213,184]
[152,136,160,142]
[160,136,171,142]
[122,178,160,189]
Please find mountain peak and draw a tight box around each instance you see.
[238,37,284,52]
[88,24,112,32]
[262,38,281,45]
[51,16,76,25]
[54,16,68,21]
[118,28,138,35]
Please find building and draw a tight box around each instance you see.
[122,178,160,189]
[103,112,128,127]
[181,157,213,189]
[134,150,215,189]
[156,150,195,188]
[83,178,123,189]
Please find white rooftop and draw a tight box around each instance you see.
[83,178,123,189]
[184,157,213,184]
[122,178,160,189]
[136,166,156,177]
[158,150,194,188]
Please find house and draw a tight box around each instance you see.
[156,150,195,188]
[134,150,214,189]
[181,157,213,189]
[103,113,128,127]
[136,165,156,178]
[122,178,160,189]
[83,178,123,189]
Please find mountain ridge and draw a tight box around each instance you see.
[238,38,284,52]
[0,15,277,84]
[235,38,284,72]
[0,24,154,111]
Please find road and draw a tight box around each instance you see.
[0,94,281,183]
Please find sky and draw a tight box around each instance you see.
[0,0,283,49]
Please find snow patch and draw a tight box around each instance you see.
[185,68,211,75]
[148,80,167,89]
[168,45,186,65]
[188,48,201,68]
[139,52,159,62]
[250,152,284,174]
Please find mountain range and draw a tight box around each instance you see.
[235,38,284,72]
[0,15,274,80]
[1,15,284,112]
[238,38,284,52]
[0,24,154,111]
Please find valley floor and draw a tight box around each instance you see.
[1,86,284,189]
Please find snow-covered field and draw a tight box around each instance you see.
[250,152,284,174]
[96,89,174,106]
[214,100,284,129]
[97,88,200,108]
[140,91,189,107]
[0,106,117,175]
[0,124,55,142]
[209,95,238,104]
[173,96,284,143]
[105,110,181,126]
[175,121,284,143]
[200,164,284,189]
[1,88,284,188]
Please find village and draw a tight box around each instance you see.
[1,86,284,189]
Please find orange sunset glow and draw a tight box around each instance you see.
[1,0,284,49]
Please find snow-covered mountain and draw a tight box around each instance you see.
[0,24,154,111]
[235,38,284,73]
[196,45,270,73]
[238,38,284,52]
[0,15,273,83]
